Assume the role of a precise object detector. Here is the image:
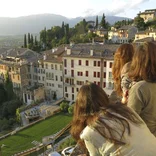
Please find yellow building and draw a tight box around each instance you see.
[138,9,156,23]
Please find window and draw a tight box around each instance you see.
[65,69,67,75]
[55,64,57,70]
[64,59,67,67]
[104,72,106,78]
[72,87,74,93]
[71,70,74,77]
[45,64,48,69]
[94,61,96,66]
[71,60,74,68]
[98,61,100,67]
[65,87,67,92]
[65,93,68,98]
[94,72,96,77]
[76,88,79,92]
[72,94,74,100]
[51,64,54,69]
[55,76,58,81]
[97,72,100,78]
[98,82,100,86]
[60,65,62,70]
[104,61,106,67]
[110,62,113,68]
[86,60,89,66]
[86,71,88,77]
[109,72,112,78]
[78,60,81,65]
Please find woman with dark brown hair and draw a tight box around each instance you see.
[112,43,134,97]
[127,41,156,136]
[71,82,156,156]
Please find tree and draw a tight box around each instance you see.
[96,15,98,28]
[62,21,65,37]
[31,34,34,45]
[24,34,27,48]
[4,72,15,100]
[16,108,21,123]
[0,84,7,106]
[134,16,145,30]
[100,13,106,28]
[28,33,31,44]
[60,102,69,113]
[68,105,74,114]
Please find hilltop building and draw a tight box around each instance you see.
[108,25,138,43]
[138,9,156,23]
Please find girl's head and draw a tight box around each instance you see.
[112,43,135,95]
[74,82,109,118]
[129,41,156,82]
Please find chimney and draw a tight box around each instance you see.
[90,49,94,56]
[67,49,71,55]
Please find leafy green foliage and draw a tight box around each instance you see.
[60,102,69,113]
[58,137,76,151]
[68,105,74,114]
[134,16,145,30]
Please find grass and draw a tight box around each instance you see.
[0,112,72,156]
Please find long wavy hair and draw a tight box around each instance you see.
[112,43,134,96]
[129,41,156,82]
[70,83,142,151]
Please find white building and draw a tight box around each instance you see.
[63,44,119,101]
[38,47,65,101]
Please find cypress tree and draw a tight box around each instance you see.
[100,13,106,28]
[28,33,31,44]
[96,15,98,28]
[31,34,34,45]
[24,34,27,48]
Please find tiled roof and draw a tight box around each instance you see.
[134,37,154,42]
[118,25,136,30]
[63,43,120,59]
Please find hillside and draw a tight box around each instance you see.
[0,14,131,35]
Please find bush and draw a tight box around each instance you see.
[58,137,76,151]
[68,105,74,114]
[60,102,69,113]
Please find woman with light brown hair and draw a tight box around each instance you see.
[70,82,156,156]
[127,41,156,136]
[112,43,134,100]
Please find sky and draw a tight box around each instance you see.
[0,0,155,19]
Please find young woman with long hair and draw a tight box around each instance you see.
[112,43,134,100]
[71,82,156,156]
[128,41,156,136]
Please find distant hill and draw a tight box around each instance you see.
[0,14,131,36]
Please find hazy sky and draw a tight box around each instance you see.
[0,0,155,18]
